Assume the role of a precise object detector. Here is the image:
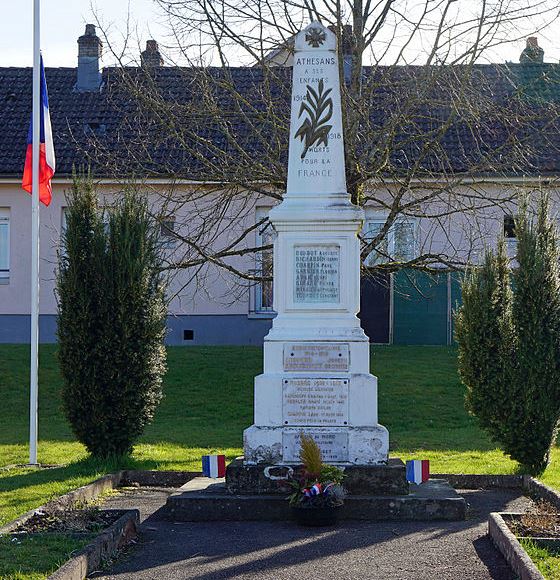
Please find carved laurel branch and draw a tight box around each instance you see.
[294,79,334,159]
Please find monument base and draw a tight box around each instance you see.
[165,477,467,522]
[225,457,409,495]
[243,424,389,465]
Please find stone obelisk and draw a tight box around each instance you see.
[243,21,389,465]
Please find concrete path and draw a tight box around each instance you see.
[91,487,529,580]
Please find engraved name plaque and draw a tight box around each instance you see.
[294,245,340,303]
[283,378,349,426]
[283,343,349,371]
[283,431,349,463]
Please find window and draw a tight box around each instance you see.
[363,221,388,266]
[253,208,274,314]
[503,215,516,239]
[160,216,176,249]
[363,214,417,266]
[0,209,10,282]
[503,214,517,251]
[393,221,416,261]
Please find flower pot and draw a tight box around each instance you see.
[291,505,341,527]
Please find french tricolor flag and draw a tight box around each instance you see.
[406,460,430,484]
[202,455,226,478]
[22,55,55,207]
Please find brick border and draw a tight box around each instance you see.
[488,512,544,580]
[47,508,139,580]
[485,476,560,580]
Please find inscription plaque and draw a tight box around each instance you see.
[284,343,349,371]
[283,378,349,426]
[294,245,340,303]
[283,431,349,463]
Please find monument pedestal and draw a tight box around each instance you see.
[242,203,390,465]
[244,425,389,466]
[225,457,409,496]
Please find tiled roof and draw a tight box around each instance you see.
[0,63,559,179]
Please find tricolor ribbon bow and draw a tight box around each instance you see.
[303,483,323,497]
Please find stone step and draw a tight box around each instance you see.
[165,477,467,522]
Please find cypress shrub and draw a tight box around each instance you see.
[57,177,167,458]
[510,198,560,473]
[456,196,560,475]
[456,240,515,446]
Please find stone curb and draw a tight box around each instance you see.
[523,476,560,510]
[437,473,560,580]
[433,473,524,489]
[49,472,124,511]
[2,468,558,579]
[488,512,544,580]
[46,508,139,580]
[435,472,560,507]
[120,469,198,488]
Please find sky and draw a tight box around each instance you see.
[1,1,560,68]
[0,1,169,68]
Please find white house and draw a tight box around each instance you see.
[0,26,558,345]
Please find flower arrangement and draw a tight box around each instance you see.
[288,433,345,509]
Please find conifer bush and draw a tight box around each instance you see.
[456,196,560,475]
[57,177,167,458]
[510,200,560,472]
[456,241,515,446]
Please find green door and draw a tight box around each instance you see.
[393,269,449,345]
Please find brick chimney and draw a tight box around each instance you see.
[141,40,164,67]
[77,24,102,92]
[520,37,544,64]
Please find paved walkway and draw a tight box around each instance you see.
[91,487,529,580]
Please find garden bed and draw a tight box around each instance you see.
[0,469,199,579]
[1,506,139,580]
[489,501,560,580]
[13,507,127,535]
[504,504,560,540]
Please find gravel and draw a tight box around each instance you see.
[91,486,531,579]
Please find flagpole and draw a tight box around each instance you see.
[29,0,41,466]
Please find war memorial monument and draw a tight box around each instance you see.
[242,21,388,467]
[167,22,466,521]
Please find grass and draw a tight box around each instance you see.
[1,343,559,579]
[520,540,560,579]
[0,344,559,523]
[0,533,94,580]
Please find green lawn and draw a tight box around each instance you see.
[520,540,560,580]
[1,344,559,530]
[0,533,94,580]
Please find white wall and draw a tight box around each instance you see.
[1,178,557,318]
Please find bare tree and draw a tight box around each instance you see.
[84,0,560,298]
